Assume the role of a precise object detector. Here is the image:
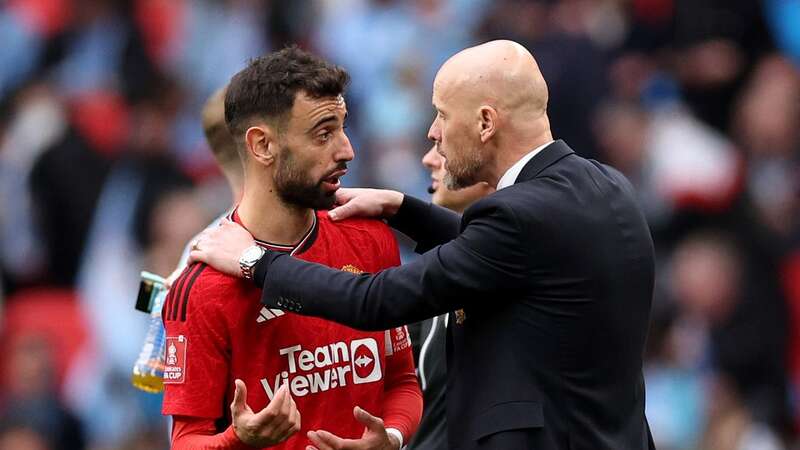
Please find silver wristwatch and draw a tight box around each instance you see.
[239,245,266,280]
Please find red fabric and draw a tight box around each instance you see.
[134,0,185,66]
[9,0,73,37]
[0,288,91,393]
[380,330,423,442]
[171,417,254,450]
[69,91,130,156]
[782,252,800,379]
[162,212,422,449]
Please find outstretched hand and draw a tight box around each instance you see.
[187,219,255,277]
[231,380,301,447]
[305,406,400,450]
[328,188,404,222]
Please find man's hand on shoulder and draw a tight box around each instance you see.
[306,406,400,450]
[188,220,255,278]
[329,188,404,222]
[231,379,301,447]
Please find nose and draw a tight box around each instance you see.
[427,117,441,144]
[336,133,355,162]
[421,146,440,170]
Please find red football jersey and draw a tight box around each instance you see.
[161,210,414,449]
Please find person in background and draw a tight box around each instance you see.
[168,84,244,283]
[406,145,492,450]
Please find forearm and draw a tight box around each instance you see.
[382,351,423,446]
[254,250,451,330]
[171,417,255,450]
[388,195,461,253]
[253,201,528,330]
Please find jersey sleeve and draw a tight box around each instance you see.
[381,325,423,443]
[171,416,255,450]
[162,264,231,419]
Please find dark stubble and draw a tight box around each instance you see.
[274,145,337,210]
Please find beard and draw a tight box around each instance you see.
[443,144,484,190]
[274,145,337,210]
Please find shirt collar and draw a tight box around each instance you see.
[496,140,554,190]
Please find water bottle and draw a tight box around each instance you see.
[131,271,168,393]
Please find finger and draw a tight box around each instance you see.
[334,188,355,203]
[230,379,252,416]
[353,406,384,431]
[187,249,204,265]
[273,397,300,438]
[328,203,352,221]
[256,383,287,421]
[307,430,341,450]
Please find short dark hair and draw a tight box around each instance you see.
[224,46,350,140]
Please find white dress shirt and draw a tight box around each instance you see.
[496,140,554,190]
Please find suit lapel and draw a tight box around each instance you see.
[515,139,575,184]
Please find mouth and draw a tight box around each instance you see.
[321,168,347,192]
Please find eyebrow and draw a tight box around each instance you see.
[308,111,348,133]
[308,115,337,132]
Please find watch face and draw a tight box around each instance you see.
[242,246,264,263]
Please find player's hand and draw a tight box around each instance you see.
[328,189,404,222]
[305,406,400,450]
[188,220,255,277]
[231,379,301,447]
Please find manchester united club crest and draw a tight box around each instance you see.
[341,264,364,274]
[455,309,467,324]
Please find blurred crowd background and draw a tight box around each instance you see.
[0,0,799,449]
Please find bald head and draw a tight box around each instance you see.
[435,40,549,118]
[428,40,553,189]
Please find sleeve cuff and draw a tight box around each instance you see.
[386,427,404,449]
[252,250,284,288]
[387,195,428,232]
[223,425,259,450]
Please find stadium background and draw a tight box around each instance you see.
[0,0,799,449]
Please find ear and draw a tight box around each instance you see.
[478,106,498,143]
[244,125,276,166]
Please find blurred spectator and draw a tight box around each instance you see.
[0,83,64,288]
[0,0,798,447]
[644,303,706,450]
[671,232,791,437]
[701,376,784,450]
[0,334,85,450]
[0,421,52,450]
[731,54,800,237]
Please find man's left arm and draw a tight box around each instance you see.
[253,201,529,330]
[381,328,423,447]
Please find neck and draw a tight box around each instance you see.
[237,174,314,246]
[486,121,552,187]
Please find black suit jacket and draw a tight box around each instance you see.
[254,140,656,449]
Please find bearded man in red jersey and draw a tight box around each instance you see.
[161,46,422,450]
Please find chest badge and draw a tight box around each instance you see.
[455,309,466,325]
